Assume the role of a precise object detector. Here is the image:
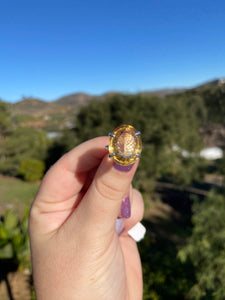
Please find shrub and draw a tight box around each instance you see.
[0,208,30,269]
[178,190,225,299]
[18,158,45,182]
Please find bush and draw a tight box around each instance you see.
[0,208,30,269]
[18,158,45,182]
[178,190,225,299]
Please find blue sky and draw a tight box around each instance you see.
[1,0,225,102]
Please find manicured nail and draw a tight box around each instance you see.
[118,227,125,236]
[121,196,131,218]
[113,162,134,172]
[115,218,123,235]
[128,222,146,242]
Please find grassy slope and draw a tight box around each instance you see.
[0,175,39,216]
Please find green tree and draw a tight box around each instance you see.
[184,83,225,124]
[0,99,11,136]
[74,94,205,186]
[139,230,195,300]
[0,99,50,178]
[0,127,49,177]
[202,85,225,124]
[178,190,225,299]
[18,158,45,182]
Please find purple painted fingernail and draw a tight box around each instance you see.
[113,162,134,172]
[118,227,125,236]
[121,196,131,218]
[115,218,123,235]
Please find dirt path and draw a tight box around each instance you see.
[0,271,31,300]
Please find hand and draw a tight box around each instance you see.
[29,137,144,300]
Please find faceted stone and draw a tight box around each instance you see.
[108,125,142,166]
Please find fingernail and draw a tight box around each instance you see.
[121,196,131,218]
[115,218,123,235]
[113,162,134,172]
[128,222,146,242]
[118,227,125,236]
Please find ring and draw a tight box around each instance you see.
[105,124,142,166]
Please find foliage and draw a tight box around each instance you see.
[178,190,225,299]
[215,157,225,176]
[44,129,78,170]
[184,83,225,125]
[0,208,30,269]
[200,85,225,124]
[0,127,49,177]
[74,94,205,186]
[0,99,11,136]
[18,158,45,182]
[0,84,224,299]
[139,229,195,299]
[0,99,49,179]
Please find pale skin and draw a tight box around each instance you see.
[29,136,144,300]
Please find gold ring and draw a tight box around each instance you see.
[105,124,142,166]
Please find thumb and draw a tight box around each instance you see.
[77,154,138,239]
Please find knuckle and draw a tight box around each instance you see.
[94,176,124,201]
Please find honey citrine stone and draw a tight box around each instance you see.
[109,125,142,166]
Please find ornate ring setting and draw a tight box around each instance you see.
[105,124,142,166]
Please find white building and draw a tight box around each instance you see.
[200,147,223,160]
[172,145,224,160]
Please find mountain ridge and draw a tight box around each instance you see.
[4,78,225,119]
[4,77,225,107]
[11,88,188,108]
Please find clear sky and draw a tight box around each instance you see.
[1,0,225,102]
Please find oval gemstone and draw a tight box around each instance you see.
[109,125,142,166]
[116,131,136,158]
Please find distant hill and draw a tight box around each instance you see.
[1,77,225,145]
[8,97,76,131]
[4,77,225,132]
[10,98,52,115]
[7,78,225,111]
[53,88,188,106]
[191,78,225,91]
[9,97,70,117]
[55,93,95,106]
[138,88,187,98]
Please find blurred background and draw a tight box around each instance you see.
[1,0,225,299]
